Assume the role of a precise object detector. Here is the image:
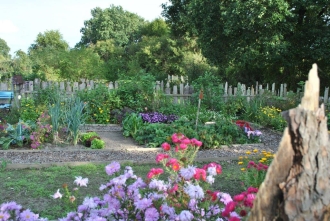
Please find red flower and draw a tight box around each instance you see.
[147,168,164,179]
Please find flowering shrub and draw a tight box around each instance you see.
[139,112,179,124]
[30,112,52,149]
[20,98,44,122]
[257,106,286,131]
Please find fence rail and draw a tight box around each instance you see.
[1,76,330,105]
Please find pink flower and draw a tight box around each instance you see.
[171,133,184,143]
[171,162,181,171]
[179,143,188,150]
[194,168,206,181]
[166,158,178,167]
[52,189,62,199]
[147,168,164,179]
[233,194,245,202]
[180,138,191,145]
[190,138,202,147]
[155,153,169,163]
[169,184,178,194]
[161,142,171,151]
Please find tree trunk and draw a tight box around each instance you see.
[248,64,330,221]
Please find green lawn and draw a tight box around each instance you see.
[0,160,244,220]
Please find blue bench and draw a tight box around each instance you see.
[0,91,14,110]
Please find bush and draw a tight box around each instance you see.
[20,98,44,122]
[90,138,105,149]
[76,84,122,124]
[256,106,286,131]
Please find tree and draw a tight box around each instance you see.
[12,50,32,75]
[29,30,69,52]
[78,5,146,47]
[0,38,11,58]
[162,0,330,88]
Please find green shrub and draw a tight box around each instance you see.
[256,106,286,131]
[76,84,121,124]
[91,138,105,149]
[115,74,156,112]
[20,98,44,122]
[122,113,144,139]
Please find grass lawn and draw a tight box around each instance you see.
[0,160,245,220]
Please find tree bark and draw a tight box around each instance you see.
[248,64,330,221]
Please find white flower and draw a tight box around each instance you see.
[74,176,88,187]
[206,175,215,184]
[207,167,217,176]
[52,189,62,199]
[184,183,204,199]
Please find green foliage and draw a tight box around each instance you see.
[162,0,330,88]
[0,120,32,149]
[191,72,224,111]
[90,138,105,149]
[29,30,69,51]
[1,107,20,124]
[78,5,146,47]
[20,98,44,122]
[0,38,10,58]
[116,74,156,111]
[256,106,286,131]
[80,132,99,143]
[122,113,144,139]
[76,84,122,124]
[62,97,87,145]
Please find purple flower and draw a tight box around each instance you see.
[134,198,152,211]
[83,197,97,209]
[180,166,196,180]
[148,179,168,191]
[19,209,39,221]
[105,162,120,175]
[179,210,194,221]
[0,211,10,220]
[145,207,159,221]
[184,184,204,199]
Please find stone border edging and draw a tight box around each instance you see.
[5,156,246,170]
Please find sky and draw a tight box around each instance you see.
[0,0,169,55]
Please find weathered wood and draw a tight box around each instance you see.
[248,64,330,221]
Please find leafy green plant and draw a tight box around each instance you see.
[0,158,7,171]
[80,132,99,143]
[62,96,87,145]
[122,113,144,139]
[0,120,32,149]
[90,138,105,149]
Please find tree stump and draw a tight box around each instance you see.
[248,64,330,221]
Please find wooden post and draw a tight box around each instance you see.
[248,64,330,220]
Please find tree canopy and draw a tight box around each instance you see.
[29,30,69,52]
[78,5,146,47]
[162,0,330,87]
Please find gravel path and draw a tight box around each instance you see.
[0,127,283,165]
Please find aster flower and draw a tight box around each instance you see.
[105,161,120,176]
[179,210,194,221]
[52,189,62,199]
[134,198,152,211]
[74,176,89,187]
[179,165,196,180]
[184,184,204,199]
[144,207,159,221]
[83,197,97,209]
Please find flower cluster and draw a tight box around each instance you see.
[235,120,262,141]
[30,112,52,149]
[56,134,258,220]
[0,201,47,221]
[139,112,178,124]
